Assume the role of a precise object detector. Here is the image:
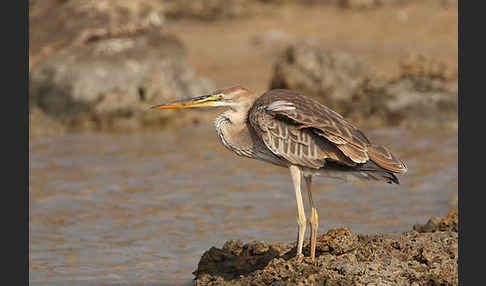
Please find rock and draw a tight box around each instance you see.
[29,29,214,131]
[194,240,282,282]
[413,216,441,233]
[414,209,458,233]
[340,0,378,9]
[163,0,264,20]
[270,43,458,127]
[29,0,279,68]
[29,0,167,67]
[29,107,66,139]
[194,209,458,285]
[399,52,458,81]
[339,0,409,10]
[315,227,359,255]
[438,209,458,232]
[344,59,458,127]
[270,42,366,107]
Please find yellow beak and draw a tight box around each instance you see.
[151,94,223,110]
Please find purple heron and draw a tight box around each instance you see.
[152,85,407,261]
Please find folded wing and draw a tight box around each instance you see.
[248,89,407,175]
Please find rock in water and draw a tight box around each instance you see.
[344,53,458,127]
[29,29,213,131]
[270,42,366,108]
[270,43,458,128]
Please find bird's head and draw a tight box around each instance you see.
[151,85,257,111]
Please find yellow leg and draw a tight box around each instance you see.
[289,165,306,257]
[305,175,318,261]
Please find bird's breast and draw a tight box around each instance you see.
[214,114,288,167]
[214,115,253,158]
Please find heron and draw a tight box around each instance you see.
[151,85,407,261]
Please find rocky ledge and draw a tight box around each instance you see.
[29,29,213,133]
[270,43,458,128]
[194,209,458,285]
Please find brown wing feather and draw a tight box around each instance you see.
[272,91,369,163]
[249,89,407,174]
[368,145,407,174]
[250,108,355,168]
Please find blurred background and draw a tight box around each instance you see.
[29,0,458,285]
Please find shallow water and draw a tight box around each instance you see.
[29,124,457,285]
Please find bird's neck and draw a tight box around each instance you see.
[214,108,254,155]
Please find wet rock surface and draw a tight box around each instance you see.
[194,209,458,285]
[29,29,213,132]
[270,43,458,128]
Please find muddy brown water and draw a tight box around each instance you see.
[29,124,457,285]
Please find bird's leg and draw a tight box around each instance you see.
[289,165,306,258]
[304,175,318,261]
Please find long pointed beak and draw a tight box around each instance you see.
[151,94,221,110]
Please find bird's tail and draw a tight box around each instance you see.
[353,144,407,185]
[367,144,407,175]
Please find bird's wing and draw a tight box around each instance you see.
[248,90,359,169]
[249,89,406,173]
[262,90,371,164]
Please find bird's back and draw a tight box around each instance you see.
[248,89,407,183]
